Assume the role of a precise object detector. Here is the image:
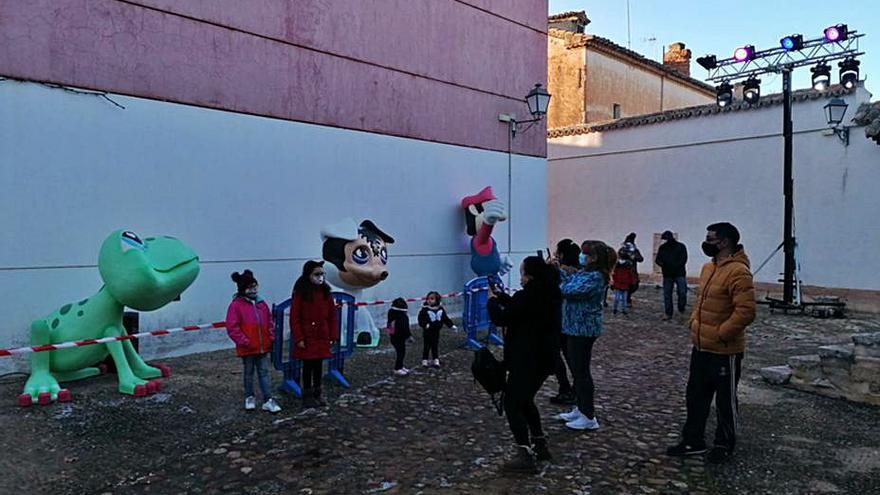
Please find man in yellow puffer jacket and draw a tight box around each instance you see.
[667,222,755,464]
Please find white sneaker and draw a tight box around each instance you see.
[394,369,408,376]
[558,406,581,422]
[565,415,600,430]
[261,398,281,413]
[422,360,430,367]
[433,359,441,368]
[401,367,411,374]
[244,396,256,411]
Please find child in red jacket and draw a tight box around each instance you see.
[611,257,636,315]
[225,270,281,413]
[290,260,339,408]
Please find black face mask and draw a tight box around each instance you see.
[701,241,721,257]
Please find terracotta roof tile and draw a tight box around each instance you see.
[548,86,855,138]
[548,11,589,23]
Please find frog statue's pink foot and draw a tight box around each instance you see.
[153,363,171,378]
[146,379,162,394]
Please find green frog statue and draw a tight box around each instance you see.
[19,230,200,406]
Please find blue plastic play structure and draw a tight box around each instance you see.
[461,275,504,349]
[271,292,357,397]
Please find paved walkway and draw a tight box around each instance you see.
[1,288,879,494]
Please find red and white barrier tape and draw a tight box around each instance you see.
[0,289,484,357]
[349,290,464,307]
[0,322,227,357]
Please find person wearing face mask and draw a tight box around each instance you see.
[291,260,339,409]
[225,270,281,413]
[667,222,755,464]
[655,230,689,321]
[557,241,617,431]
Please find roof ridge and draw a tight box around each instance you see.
[548,86,857,138]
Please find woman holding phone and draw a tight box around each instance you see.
[487,256,562,474]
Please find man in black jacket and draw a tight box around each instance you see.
[655,231,688,320]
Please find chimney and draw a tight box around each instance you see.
[548,11,590,34]
[663,42,692,77]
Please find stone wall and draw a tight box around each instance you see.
[760,332,880,406]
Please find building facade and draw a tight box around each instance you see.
[548,85,880,304]
[0,1,549,370]
[547,11,714,129]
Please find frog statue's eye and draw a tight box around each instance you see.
[379,247,388,265]
[352,246,370,265]
[120,231,146,252]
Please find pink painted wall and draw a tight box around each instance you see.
[0,0,547,156]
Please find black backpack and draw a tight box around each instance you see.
[471,347,506,416]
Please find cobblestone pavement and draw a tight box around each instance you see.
[1,288,879,494]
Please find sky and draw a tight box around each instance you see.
[548,0,879,94]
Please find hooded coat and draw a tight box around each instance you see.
[688,247,756,354]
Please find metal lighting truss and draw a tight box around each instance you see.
[698,31,864,312]
[705,33,864,83]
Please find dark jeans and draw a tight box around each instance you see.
[554,334,573,395]
[422,327,440,360]
[682,348,743,450]
[242,353,272,400]
[391,337,407,370]
[504,371,546,446]
[301,359,323,390]
[567,335,597,418]
[663,276,688,316]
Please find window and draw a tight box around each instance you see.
[612,103,621,119]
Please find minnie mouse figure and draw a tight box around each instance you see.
[461,186,512,277]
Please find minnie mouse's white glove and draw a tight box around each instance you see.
[482,200,508,226]
[498,255,513,276]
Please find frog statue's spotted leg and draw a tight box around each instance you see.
[18,230,199,406]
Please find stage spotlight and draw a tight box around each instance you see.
[716,82,733,107]
[824,24,848,42]
[780,34,803,51]
[811,63,831,90]
[697,55,718,70]
[839,58,860,89]
[733,45,755,62]
[743,78,761,104]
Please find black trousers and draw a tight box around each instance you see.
[554,334,573,394]
[567,335,597,418]
[422,327,440,360]
[682,348,743,450]
[391,337,407,370]
[301,359,323,390]
[504,371,546,446]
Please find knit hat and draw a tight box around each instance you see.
[661,230,674,241]
[231,270,258,294]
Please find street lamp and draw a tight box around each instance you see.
[500,84,552,138]
[525,84,551,118]
[824,97,850,146]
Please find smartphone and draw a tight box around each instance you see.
[536,249,544,258]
